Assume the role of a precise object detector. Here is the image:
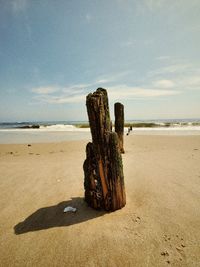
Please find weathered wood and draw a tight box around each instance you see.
[114,102,125,153]
[83,88,126,211]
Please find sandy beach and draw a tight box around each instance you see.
[0,135,200,267]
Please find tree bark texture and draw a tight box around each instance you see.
[114,102,125,153]
[83,88,126,211]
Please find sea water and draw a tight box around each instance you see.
[0,119,200,144]
[0,121,90,144]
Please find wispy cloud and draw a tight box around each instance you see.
[62,84,90,92]
[26,23,32,40]
[120,41,135,47]
[34,94,85,104]
[30,75,119,105]
[12,0,28,13]
[176,74,200,90]
[31,86,60,95]
[31,83,180,105]
[144,39,154,46]
[33,65,200,105]
[135,0,167,14]
[31,85,87,104]
[108,85,179,101]
[144,0,166,11]
[148,62,200,92]
[148,63,191,77]
[31,61,200,105]
[120,39,153,48]
[153,79,175,88]
[85,14,92,23]
[95,79,110,84]
[94,70,133,85]
[156,56,170,61]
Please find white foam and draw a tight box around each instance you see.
[0,125,200,135]
[0,124,90,132]
[40,124,78,131]
[131,126,200,131]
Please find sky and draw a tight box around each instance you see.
[0,0,200,122]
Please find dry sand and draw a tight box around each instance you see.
[0,135,200,267]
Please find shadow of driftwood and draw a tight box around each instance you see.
[14,197,106,235]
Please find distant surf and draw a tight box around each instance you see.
[0,121,89,131]
[0,118,200,130]
[0,119,200,144]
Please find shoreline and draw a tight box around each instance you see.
[1,128,200,144]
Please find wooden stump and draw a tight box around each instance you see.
[83,88,126,211]
[114,102,125,153]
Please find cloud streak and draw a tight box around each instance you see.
[12,0,28,13]
[120,41,135,47]
[148,62,200,92]
[156,56,170,61]
[148,63,191,77]
[153,79,175,88]
[31,85,88,104]
[85,14,92,23]
[31,64,200,105]
[108,85,179,101]
[31,86,60,95]
[31,83,180,105]
[34,94,85,104]
[144,0,166,10]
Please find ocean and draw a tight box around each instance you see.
[0,119,200,144]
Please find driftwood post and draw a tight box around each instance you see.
[114,102,125,153]
[83,88,126,211]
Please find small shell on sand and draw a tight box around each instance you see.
[63,206,77,213]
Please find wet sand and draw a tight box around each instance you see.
[0,135,200,266]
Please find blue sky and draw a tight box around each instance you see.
[0,0,200,122]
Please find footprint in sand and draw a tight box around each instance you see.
[130,214,141,224]
[161,251,169,256]
[135,216,141,223]
[175,235,186,260]
[160,250,170,264]
[124,214,142,235]
[162,234,186,264]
